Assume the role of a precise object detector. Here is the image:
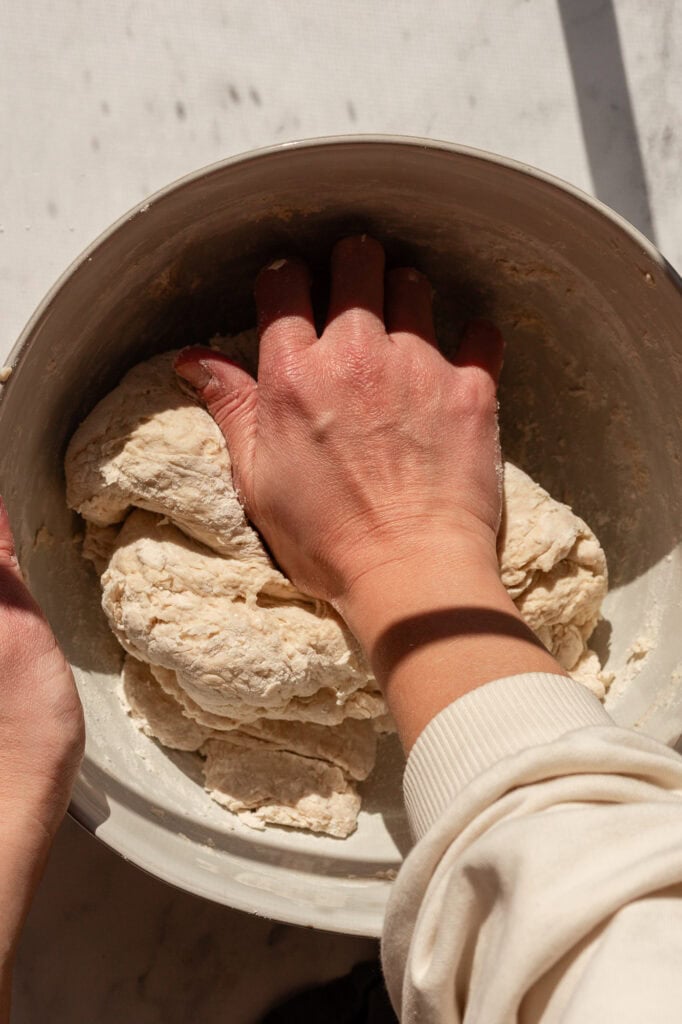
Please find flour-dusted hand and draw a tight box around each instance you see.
[175,236,504,604]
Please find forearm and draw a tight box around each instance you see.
[338,536,567,751]
[0,813,53,1024]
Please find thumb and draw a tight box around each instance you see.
[174,347,258,497]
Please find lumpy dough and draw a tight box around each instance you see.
[65,337,270,565]
[101,509,371,722]
[65,335,610,837]
[500,462,609,697]
[123,656,377,780]
[148,660,387,730]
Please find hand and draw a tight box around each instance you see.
[175,235,504,605]
[0,495,84,1017]
[176,235,565,752]
[0,498,84,834]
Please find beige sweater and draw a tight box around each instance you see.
[383,674,682,1023]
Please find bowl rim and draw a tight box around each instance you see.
[3,132,681,376]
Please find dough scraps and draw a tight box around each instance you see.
[66,334,611,836]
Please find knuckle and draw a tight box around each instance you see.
[331,346,382,392]
[335,306,362,332]
[327,314,386,363]
[454,367,498,420]
[268,351,310,394]
[261,316,308,347]
[261,356,315,419]
[336,337,365,370]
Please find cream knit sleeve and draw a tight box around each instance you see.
[382,673,682,1023]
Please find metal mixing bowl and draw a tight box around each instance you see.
[1,137,681,936]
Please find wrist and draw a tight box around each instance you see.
[336,531,503,654]
[335,532,566,751]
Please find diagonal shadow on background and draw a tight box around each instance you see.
[558,0,657,242]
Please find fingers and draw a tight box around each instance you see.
[254,258,317,371]
[0,495,21,576]
[0,495,40,616]
[452,319,505,386]
[174,349,258,495]
[385,267,436,345]
[325,235,386,336]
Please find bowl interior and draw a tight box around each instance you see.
[1,139,681,935]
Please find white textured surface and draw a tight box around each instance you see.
[4,0,681,1019]
[12,815,377,1024]
[1,1,681,364]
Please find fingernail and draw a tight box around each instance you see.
[267,258,287,271]
[175,360,213,389]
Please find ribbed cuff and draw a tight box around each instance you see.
[404,673,613,838]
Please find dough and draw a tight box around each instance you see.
[124,654,377,780]
[101,509,372,721]
[123,653,209,752]
[202,739,361,838]
[499,462,609,695]
[65,335,610,836]
[220,716,377,782]
[150,662,387,729]
[126,648,363,837]
[65,340,271,566]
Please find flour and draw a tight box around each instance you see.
[65,333,611,836]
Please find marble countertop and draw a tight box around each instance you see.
[2,1,680,1019]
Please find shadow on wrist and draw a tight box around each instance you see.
[371,606,550,678]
